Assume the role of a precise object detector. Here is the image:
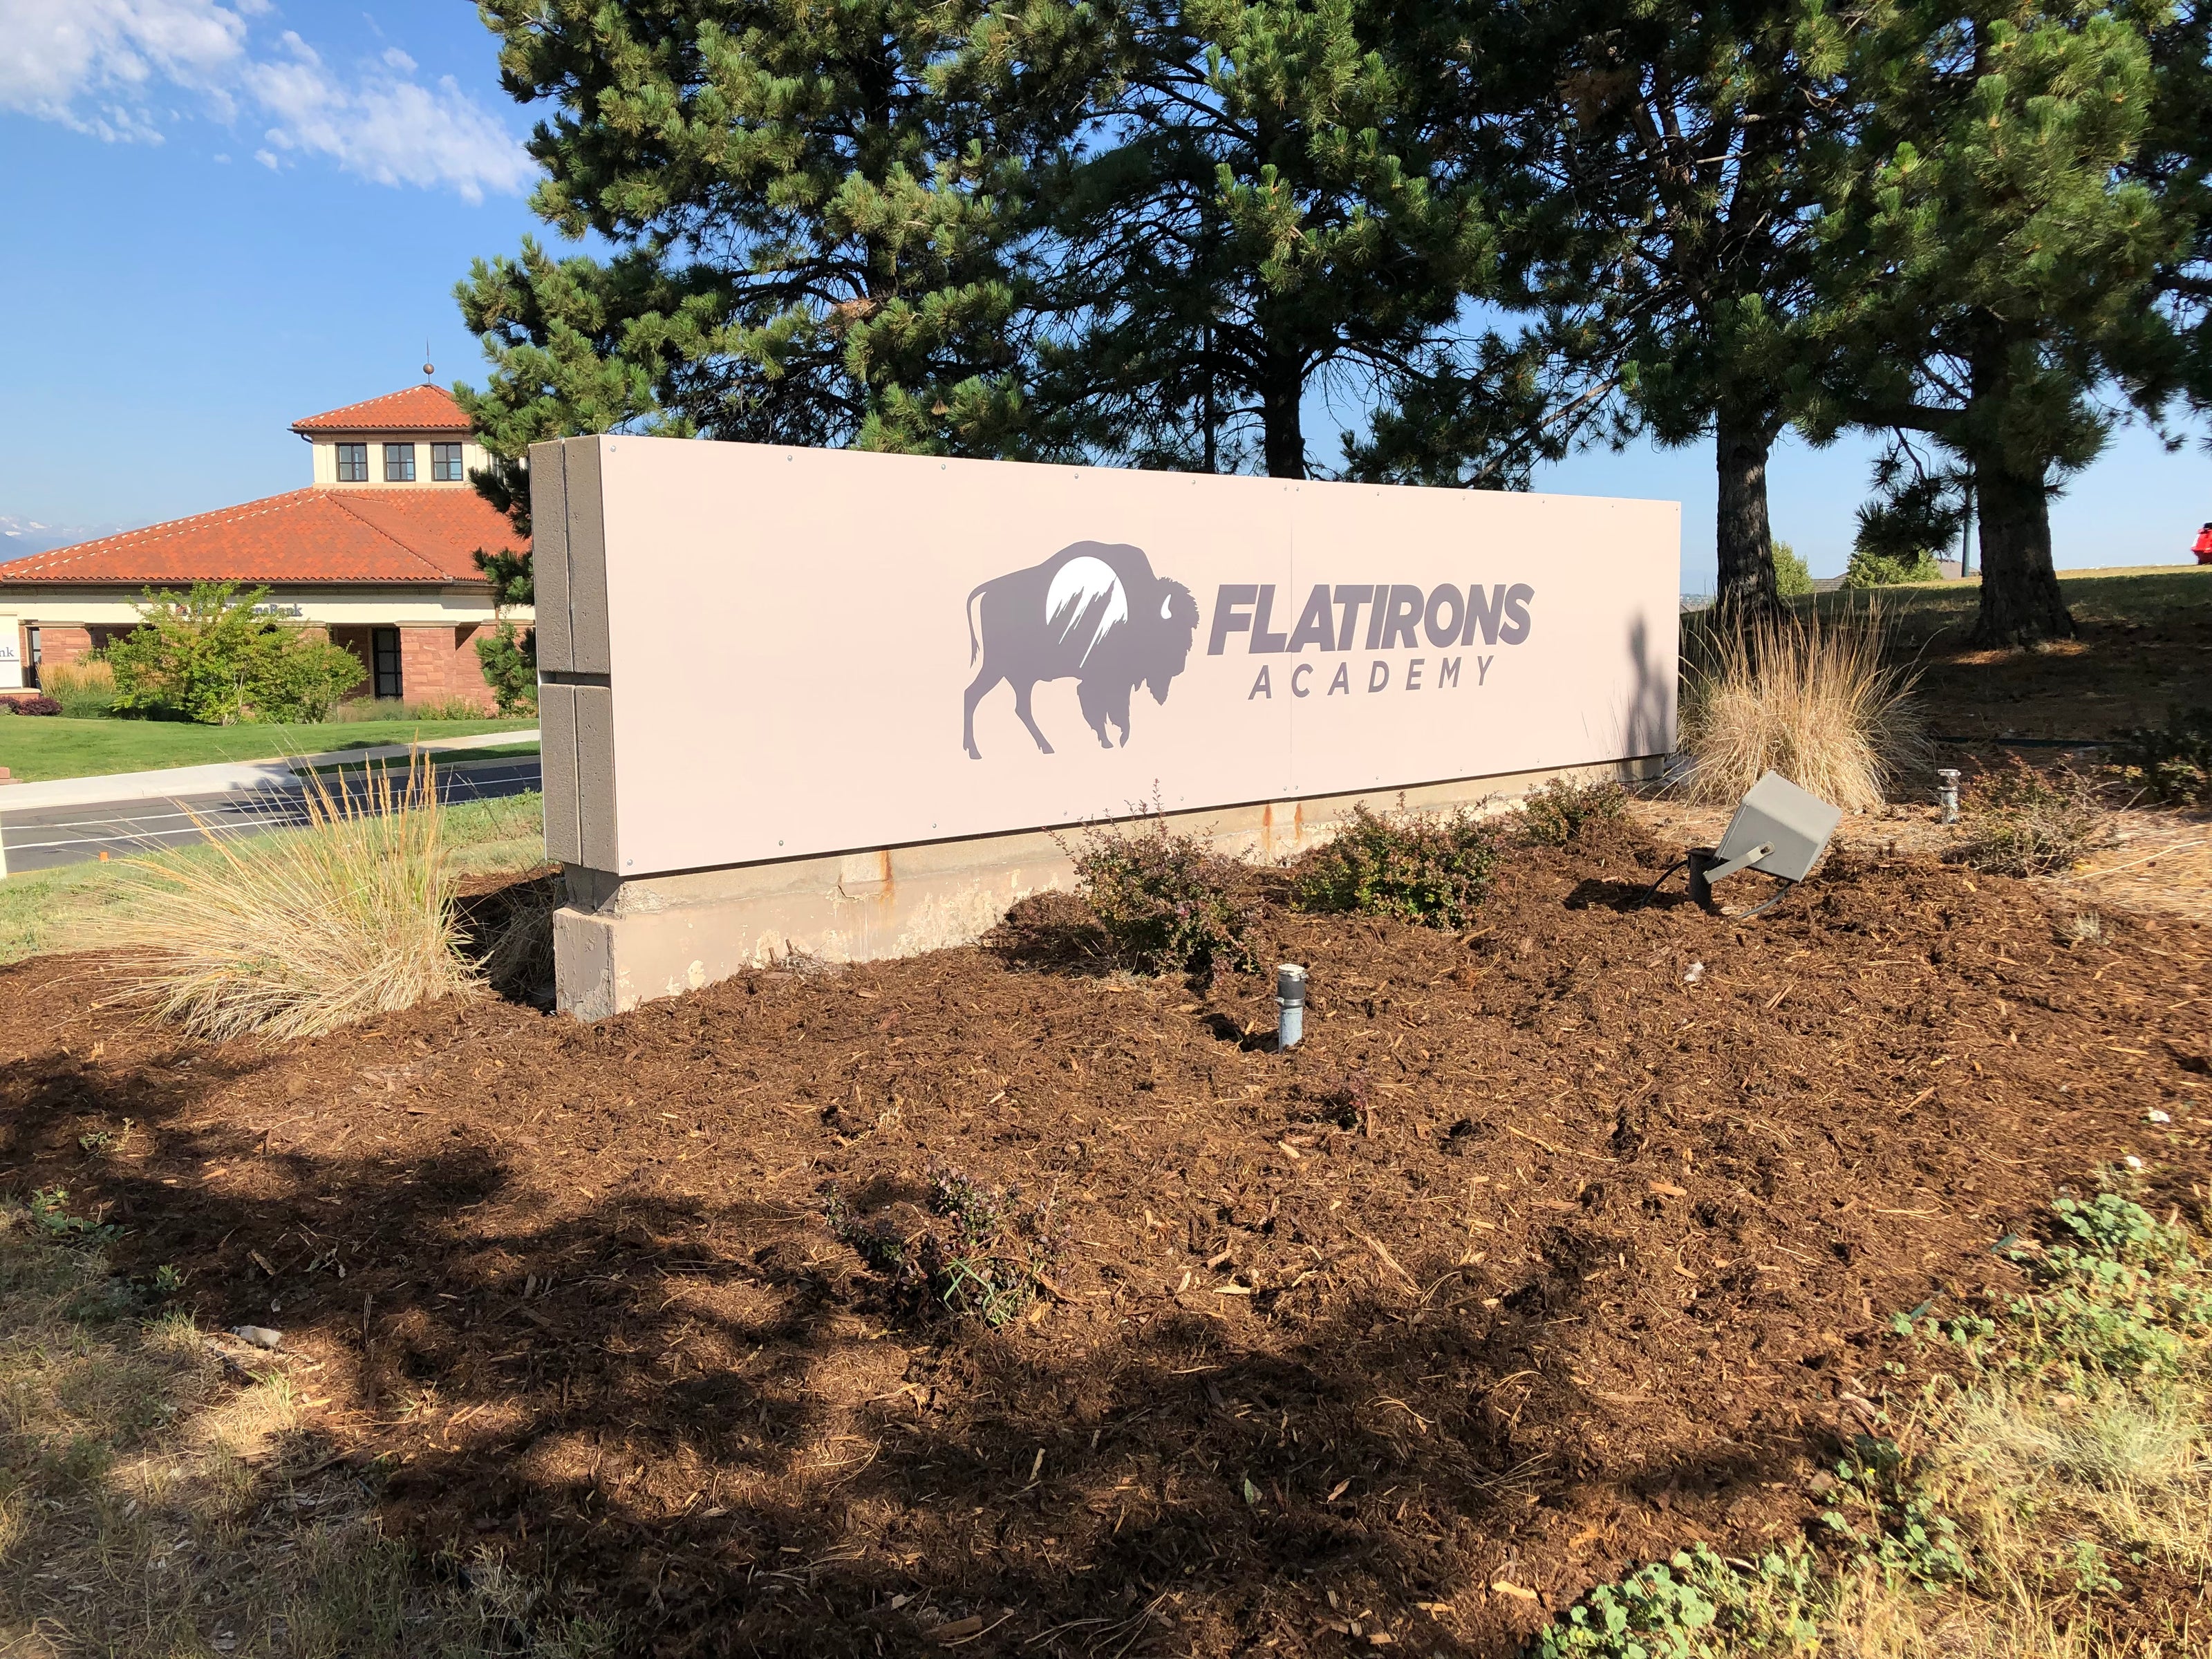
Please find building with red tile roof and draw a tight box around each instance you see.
[1,384,532,710]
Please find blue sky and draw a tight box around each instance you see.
[3,0,2208,590]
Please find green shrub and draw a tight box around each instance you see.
[1843,546,1943,588]
[1772,538,1815,598]
[1951,757,2111,877]
[106,583,364,724]
[2107,710,2212,807]
[1518,776,1627,846]
[252,633,371,723]
[1067,815,1255,975]
[1291,800,1499,928]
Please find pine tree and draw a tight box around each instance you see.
[457,0,1076,460]
[1810,0,2185,645]
[1355,0,1846,617]
[1035,0,1492,477]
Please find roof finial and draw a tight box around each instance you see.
[423,339,435,379]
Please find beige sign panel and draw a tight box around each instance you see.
[533,438,1678,877]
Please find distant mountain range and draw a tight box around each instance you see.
[0,516,126,563]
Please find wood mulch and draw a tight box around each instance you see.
[1,819,2206,1656]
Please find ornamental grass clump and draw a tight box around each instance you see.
[1678,606,1925,812]
[39,660,115,718]
[119,753,478,1040]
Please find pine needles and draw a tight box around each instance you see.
[118,753,479,1040]
[1678,605,1927,813]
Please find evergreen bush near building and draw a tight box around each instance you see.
[474,621,537,716]
[1773,539,1815,597]
[106,583,365,725]
[1844,545,1945,588]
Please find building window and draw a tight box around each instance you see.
[335,442,368,482]
[372,628,402,699]
[383,443,417,482]
[431,442,465,482]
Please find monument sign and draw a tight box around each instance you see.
[532,438,1678,1015]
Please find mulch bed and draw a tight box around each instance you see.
[1,821,2206,1657]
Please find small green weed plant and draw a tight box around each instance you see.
[1065,812,1255,975]
[1994,1191,2212,1378]
[1291,800,1499,928]
[1536,1183,2210,1656]
[1535,1542,1819,1658]
[23,1187,120,1246]
[1817,1434,1970,1587]
[827,1163,1068,1328]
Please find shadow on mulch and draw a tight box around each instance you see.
[1,820,2206,1657]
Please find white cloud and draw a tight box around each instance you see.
[0,0,534,200]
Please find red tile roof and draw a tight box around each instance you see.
[0,488,525,588]
[290,384,473,434]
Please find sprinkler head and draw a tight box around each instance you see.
[1936,767,1962,825]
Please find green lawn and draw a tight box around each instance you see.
[1792,563,2212,648]
[297,739,543,777]
[0,715,538,783]
[0,791,549,964]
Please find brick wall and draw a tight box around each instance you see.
[398,624,496,711]
[37,626,93,670]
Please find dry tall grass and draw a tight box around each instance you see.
[0,1197,618,1656]
[119,752,479,1039]
[39,657,115,717]
[1678,606,1927,812]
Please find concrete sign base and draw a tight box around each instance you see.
[552,756,1656,1021]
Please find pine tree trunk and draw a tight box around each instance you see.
[1259,347,1306,479]
[1971,459,2074,647]
[1713,415,1781,619]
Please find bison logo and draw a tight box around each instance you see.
[962,541,1199,759]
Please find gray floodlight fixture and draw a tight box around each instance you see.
[1641,769,1843,917]
[1689,771,1843,915]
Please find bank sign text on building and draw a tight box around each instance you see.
[532,439,1679,877]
